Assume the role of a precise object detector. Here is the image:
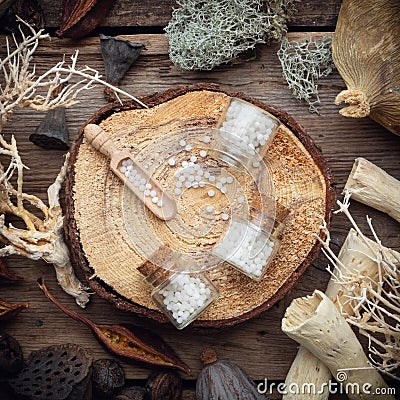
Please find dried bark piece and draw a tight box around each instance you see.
[282,228,396,400]
[56,0,114,39]
[282,290,395,400]
[100,34,144,102]
[345,157,400,223]
[8,343,92,400]
[38,279,192,375]
[0,258,23,284]
[65,85,335,328]
[146,370,182,400]
[92,358,125,398]
[0,298,28,321]
[29,108,69,150]
[0,333,23,377]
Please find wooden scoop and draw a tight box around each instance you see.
[84,123,177,221]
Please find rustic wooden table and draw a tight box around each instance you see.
[1,1,400,398]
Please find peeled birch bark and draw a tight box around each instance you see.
[345,157,400,223]
[283,229,377,400]
[283,229,400,399]
[282,290,395,400]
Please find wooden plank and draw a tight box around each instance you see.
[38,0,340,30]
[1,32,400,398]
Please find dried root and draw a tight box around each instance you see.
[317,192,400,379]
[0,17,146,131]
[0,20,148,307]
[165,0,297,71]
[277,36,334,113]
[0,141,90,307]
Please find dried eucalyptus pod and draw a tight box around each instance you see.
[146,370,182,400]
[196,348,268,400]
[92,358,125,398]
[332,0,400,135]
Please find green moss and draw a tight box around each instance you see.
[277,36,334,113]
[165,0,297,71]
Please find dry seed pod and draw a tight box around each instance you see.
[99,35,144,102]
[332,0,400,135]
[92,358,125,398]
[8,343,93,400]
[0,333,23,377]
[196,348,268,400]
[56,0,114,38]
[29,108,69,150]
[146,370,182,400]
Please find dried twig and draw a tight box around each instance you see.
[0,20,147,306]
[0,18,146,131]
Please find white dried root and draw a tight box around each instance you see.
[0,20,147,307]
[283,227,398,399]
[318,192,400,379]
[0,144,90,307]
[345,157,400,223]
[0,17,146,130]
[283,228,383,400]
[282,290,395,400]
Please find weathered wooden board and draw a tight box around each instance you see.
[0,31,399,398]
[38,0,340,30]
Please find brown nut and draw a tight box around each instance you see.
[146,370,182,400]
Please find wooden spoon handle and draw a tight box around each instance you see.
[84,124,117,159]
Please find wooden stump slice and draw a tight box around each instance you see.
[65,85,335,328]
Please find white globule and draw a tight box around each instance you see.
[215,220,275,279]
[119,158,163,208]
[159,274,213,326]
[220,100,275,155]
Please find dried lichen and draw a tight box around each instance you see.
[165,0,297,71]
[277,36,334,113]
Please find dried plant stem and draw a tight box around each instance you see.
[0,18,147,131]
[282,290,395,400]
[0,153,90,307]
[344,157,400,223]
[283,228,385,400]
[0,19,149,307]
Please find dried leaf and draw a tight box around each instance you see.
[37,278,192,375]
[56,0,115,39]
[0,298,28,321]
[0,258,23,284]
